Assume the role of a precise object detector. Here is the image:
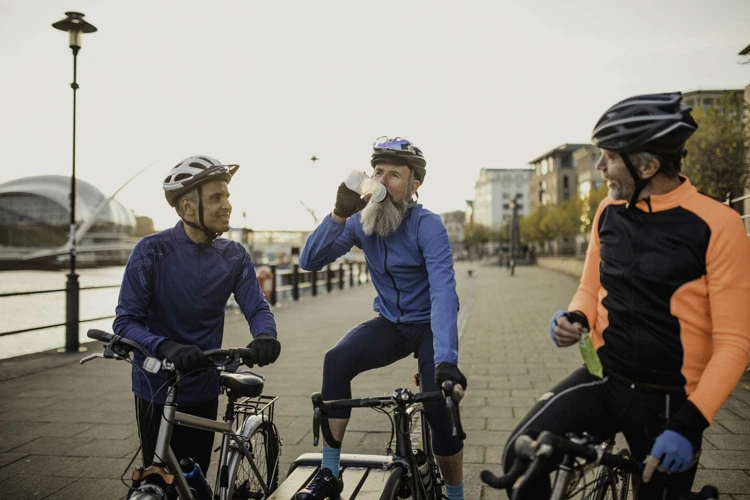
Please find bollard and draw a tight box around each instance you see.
[292,264,300,301]
[326,264,333,293]
[312,269,318,296]
[349,263,354,288]
[338,264,344,290]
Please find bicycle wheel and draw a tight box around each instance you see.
[226,418,280,499]
[588,449,631,500]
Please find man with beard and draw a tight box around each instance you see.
[297,137,467,500]
[114,155,281,478]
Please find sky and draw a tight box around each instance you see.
[1,0,749,231]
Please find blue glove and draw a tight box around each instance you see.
[649,430,694,474]
[549,311,566,346]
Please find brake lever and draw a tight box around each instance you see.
[441,381,466,440]
[313,407,321,447]
[79,352,105,365]
[511,454,552,500]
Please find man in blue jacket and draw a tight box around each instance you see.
[296,138,467,500]
[114,155,281,477]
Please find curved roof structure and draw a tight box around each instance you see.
[0,175,135,228]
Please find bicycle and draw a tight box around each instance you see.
[280,374,465,499]
[481,430,719,500]
[80,329,282,500]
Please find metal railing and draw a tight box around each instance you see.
[268,261,370,306]
[0,260,370,339]
[0,285,120,338]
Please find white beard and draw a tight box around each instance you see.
[360,194,409,237]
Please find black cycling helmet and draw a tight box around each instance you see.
[370,137,427,184]
[163,155,239,240]
[591,92,698,206]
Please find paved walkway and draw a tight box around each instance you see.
[1,262,749,499]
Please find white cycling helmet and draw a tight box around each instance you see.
[163,155,239,207]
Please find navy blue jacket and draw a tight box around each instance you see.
[300,205,459,364]
[114,221,277,405]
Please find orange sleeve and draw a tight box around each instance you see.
[568,198,612,328]
[688,211,750,424]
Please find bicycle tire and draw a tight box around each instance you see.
[379,466,405,500]
[588,448,631,500]
[226,418,280,499]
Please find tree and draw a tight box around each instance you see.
[580,185,608,235]
[682,93,749,204]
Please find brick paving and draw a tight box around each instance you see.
[1,262,748,499]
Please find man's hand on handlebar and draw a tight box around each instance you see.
[157,340,213,375]
[435,362,467,401]
[245,333,281,367]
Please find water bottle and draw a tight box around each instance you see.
[345,170,387,203]
[413,449,433,493]
[579,332,603,379]
[179,458,212,500]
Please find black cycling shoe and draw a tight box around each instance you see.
[295,467,344,500]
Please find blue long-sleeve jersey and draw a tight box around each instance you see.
[300,205,460,364]
[113,221,277,405]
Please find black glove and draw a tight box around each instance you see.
[333,182,367,219]
[435,362,468,391]
[245,333,281,367]
[563,311,590,331]
[157,339,212,375]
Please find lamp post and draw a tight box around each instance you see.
[52,12,97,353]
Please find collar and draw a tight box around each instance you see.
[632,176,696,213]
[173,220,213,249]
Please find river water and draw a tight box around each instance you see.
[0,267,126,359]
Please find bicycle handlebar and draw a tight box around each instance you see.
[81,329,252,373]
[310,380,466,447]
[481,431,719,500]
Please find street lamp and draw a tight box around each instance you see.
[52,12,97,353]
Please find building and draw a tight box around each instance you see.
[472,168,533,229]
[0,175,137,268]
[682,89,744,110]
[464,200,474,226]
[135,216,156,237]
[528,143,589,212]
[439,210,466,258]
[574,145,603,204]
[573,145,603,255]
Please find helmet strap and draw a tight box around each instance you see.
[182,184,220,241]
[622,154,650,209]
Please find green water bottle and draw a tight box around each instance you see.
[579,331,603,379]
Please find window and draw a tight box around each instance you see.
[563,175,569,189]
[541,159,548,175]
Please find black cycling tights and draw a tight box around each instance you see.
[321,315,463,457]
[135,396,219,476]
[502,367,700,500]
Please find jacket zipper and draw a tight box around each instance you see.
[383,238,404,321]
[623,213,647,375]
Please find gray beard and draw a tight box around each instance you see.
[360,194,409,237]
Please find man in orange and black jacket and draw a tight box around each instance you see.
[499,92,750,500]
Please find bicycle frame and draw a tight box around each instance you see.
[308,381,462,499]
[139,380,272,500]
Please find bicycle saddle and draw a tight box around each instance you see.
[220,372,264,397]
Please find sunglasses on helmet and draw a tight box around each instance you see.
[372,136,421,154]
